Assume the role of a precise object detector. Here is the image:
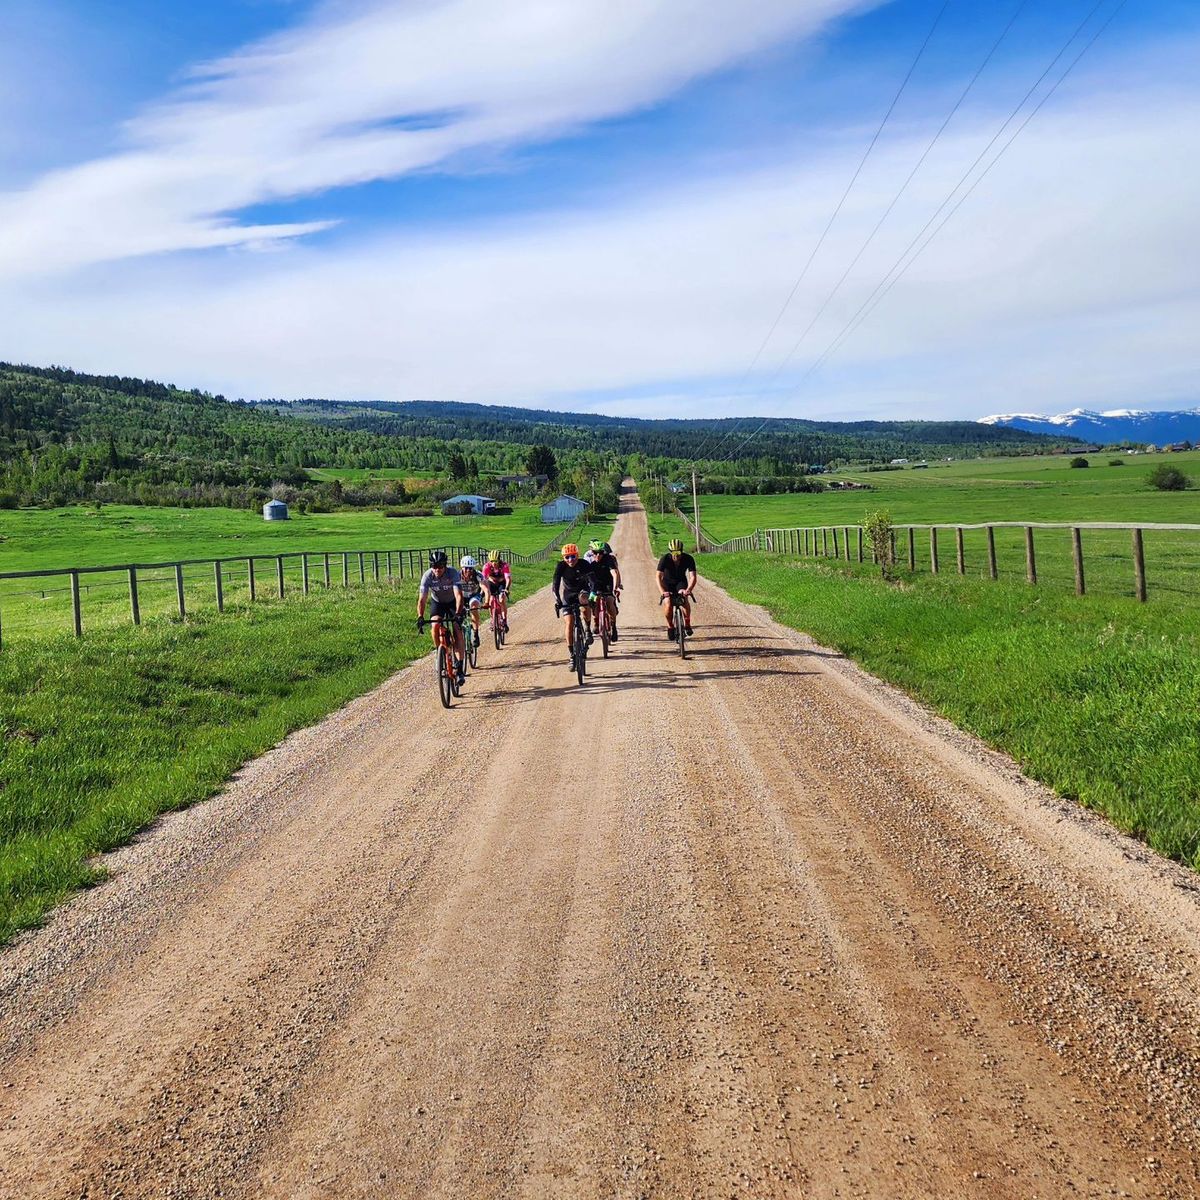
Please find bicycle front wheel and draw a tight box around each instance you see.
[467,626,478,670]
[493,609,503,650]
[675,605,687,660]
[574,629,587,685]
[437,646,452,708]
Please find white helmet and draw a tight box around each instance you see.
[460,555,477,569]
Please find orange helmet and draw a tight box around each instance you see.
[561,543,579,558]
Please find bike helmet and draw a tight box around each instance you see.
[599,542,612,554]
[561,543,579,559]
[429,550,448,568]
[667,538,684,554]
[460,555,477,570]
[488,549,502,563]
[588,539,603,553]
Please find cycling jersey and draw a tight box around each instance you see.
[459,567,483,600]
[553,558,597,604]
[482,561,511,590]
[588,551,619,594]
[657,552,697,591]
[418,566,462,604]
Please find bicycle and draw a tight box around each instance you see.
[488,587,509,650]
[663,591,695,660]
[465,607,480,671]
[556,599,588,686]
[593,588,617,658]
[418,614,463,708]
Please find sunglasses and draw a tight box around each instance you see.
[565,554,578,560]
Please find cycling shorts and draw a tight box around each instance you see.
[558,588,589,610]
[430,598,461,623]
[466,595,482,609]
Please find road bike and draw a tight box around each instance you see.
[593,588,619,658]
[418,614,463,708]
[465,606,480,671]
[488,587,509,650]
[663,590,695,660]
[556,599,588,686]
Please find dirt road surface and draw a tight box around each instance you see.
[3,486,1200,1199]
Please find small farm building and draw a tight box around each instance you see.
[540,495,588,524]
[442,494,496,515]
[262,499,289,521]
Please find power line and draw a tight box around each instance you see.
[687,0,952,467]
[716,0,1124,468]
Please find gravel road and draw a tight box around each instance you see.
[2,485,1199,1199]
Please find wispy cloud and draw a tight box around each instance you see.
[5,60,1197,420]
[0,0,872,277]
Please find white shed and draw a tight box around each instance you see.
[263,499,289,521]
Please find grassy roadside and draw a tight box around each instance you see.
[0,522,612,944]
[698,552,1200,869]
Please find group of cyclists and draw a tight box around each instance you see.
[416,535,700,681]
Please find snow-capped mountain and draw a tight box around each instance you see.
[979,408,1200,445]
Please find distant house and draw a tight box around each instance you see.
[1062,444,1101,455]
[262,499,289,521]
[540,495,588,524]
[890,457,909,465]
[441,494,496,515]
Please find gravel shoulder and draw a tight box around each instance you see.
[1,485,1198,1199]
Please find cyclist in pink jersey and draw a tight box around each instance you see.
[481,549,512,634]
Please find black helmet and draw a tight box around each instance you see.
[429,550,448,568]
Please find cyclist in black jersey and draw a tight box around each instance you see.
[586,538,622,642]
[656,537,698,641]
[552,543,596,670]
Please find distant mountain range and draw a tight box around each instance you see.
[979,408,1200,446]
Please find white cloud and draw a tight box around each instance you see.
[4,67,1198,421]
[0,0,872,276]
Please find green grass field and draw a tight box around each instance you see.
[0,504,578,643]
[687,450,1200,536]
[0,516,611,944]
[305,467,439,483]
[696,552,1200,871]
[648,453,1200,604]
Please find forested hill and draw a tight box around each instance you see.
[1,361,1058,509]
[259,396,1056,464]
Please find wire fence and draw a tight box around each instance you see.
[698,520,1200,604]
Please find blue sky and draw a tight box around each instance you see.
[1,0,1197,420]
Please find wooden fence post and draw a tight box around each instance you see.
[1072,527,1085,596]
[248,558,256,601]
[358,552,366,584]
[387,551,394,580]
[373,551,380,582]
[832,527,840,558]
[70,570,82,637]
[907,527,915,571]
[1025,526,1037,585]
[302,554,310,595]
[930,527,939,574]
[858,527,865,563]
[342,553,350,586]
[889,528,896,566]
[822,528,829,556]
[986,526,997,580]
[324,553,331,588]
[956,527,965,575]
[843,527,851,562]
[175,564,186,618]
[214,562,224,613]
[276,555,285,598]
[1132,528,1147,601]
[128,566,141,625]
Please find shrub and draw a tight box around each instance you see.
[1109,459,1125,467]
[862,509,896,580]
[1148,465,1191,492]
[1069,456,1089,468]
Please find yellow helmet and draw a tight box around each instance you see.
[668,538,684,554]
[488,549,502,563]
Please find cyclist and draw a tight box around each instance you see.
[656,537,698,641]
[459,555,485,648]
[416,550,466,685]
[481,549,512,634]
[587,539,622,643]
[552,543,595,670]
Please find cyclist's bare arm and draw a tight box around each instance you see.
[686,570,698,596]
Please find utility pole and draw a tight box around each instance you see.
[659,475,665,515]
[590,472,596,514]
[691,469,702,552]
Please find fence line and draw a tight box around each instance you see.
[698,520,1200,604]
[509,517,583,564]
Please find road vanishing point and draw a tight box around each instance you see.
[2,486,1199,1198]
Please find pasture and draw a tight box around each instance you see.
[0,503,574,643]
